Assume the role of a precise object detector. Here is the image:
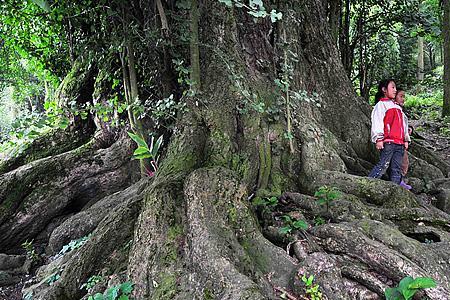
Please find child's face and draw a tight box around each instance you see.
[383,81,397,99]
[396,91,405,106]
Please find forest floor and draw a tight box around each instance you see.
[409,108,450,171]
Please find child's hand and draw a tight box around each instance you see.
[404,142,409,150]
[376,140,384,150]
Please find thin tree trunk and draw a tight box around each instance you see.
[339,0,351,76]
[190,0,201,92]
[443,0,450,116]
[417,36,425,81]
[428,43,435,70]
[328,0,341,44]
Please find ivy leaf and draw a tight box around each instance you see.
[270,10,283,22]
[248,10,267,18]
[119,281,134,294]
[218,0,233,7]
[292,220,308,230]
[279,226,291,234]
[93,293,104,300]
[105,286,119,300]
[249,0,264,9]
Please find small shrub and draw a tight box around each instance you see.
[252,196,278,208]
[314,186,341,211]
[301,274,323,300]
[279,215,308,234]
[385,276,436,300]
[21,239,39,262]
[314,216,326,226]
[88,281,134,300]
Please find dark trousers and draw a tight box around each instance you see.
[368,143,405,184]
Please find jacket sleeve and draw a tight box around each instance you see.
[371,103,385,143]
[403,113,411,142]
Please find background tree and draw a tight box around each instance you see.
[443,0,450,116]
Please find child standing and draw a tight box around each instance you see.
[394,87,412,189]
[368,79,411,185]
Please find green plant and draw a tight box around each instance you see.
[301,274,323,300]
[218,0,282,22]
[88,281,134,300]
[314,186,341,211]
[314,216,326,226]
[252,196,278,208]
[279,215,308,234]
[127,132,163,176]
[58,234,91,256]
[46,270,62,285]
[81,275,104,291]
[385,276,436,300]
[151,94,187,129]
[21,239,39,262]
[23,291,33,300]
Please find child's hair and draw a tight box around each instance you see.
[396,87,404,94]
[374,78,396,104]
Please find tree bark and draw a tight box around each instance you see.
[417,36,425,81]
[327,0,341,44]
[443,0,450,117]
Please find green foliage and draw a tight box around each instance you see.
[81,275,104,291]
[385,276,436,300]
[151,94,187,129]
[46,270,62,285]
[279,215,308,235]
[21,239,39,262]
[313,216,326,226]
[252,196,278,208]
[127,132,163,161]
[172,59,196,96]
[24,292,33,300]
[58,235,91,256]
[88,281,134,300]
[218,0,282,22]
[314,186,341,211]
[301,274,323,300]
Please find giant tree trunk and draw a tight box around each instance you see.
[2,1,450,300]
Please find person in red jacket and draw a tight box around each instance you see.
[368,79,411,185]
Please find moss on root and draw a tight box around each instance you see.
[152,272,177,300]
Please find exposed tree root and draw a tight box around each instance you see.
[0,134,137,252]
[22,180,145,300]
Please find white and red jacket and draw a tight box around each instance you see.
[371,98,410,145]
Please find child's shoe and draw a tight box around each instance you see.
[400,180,412,190]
